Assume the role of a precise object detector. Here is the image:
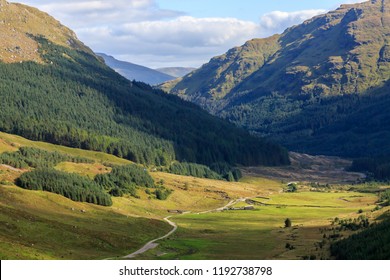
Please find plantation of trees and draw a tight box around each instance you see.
[0,147,93,169]
[94,164,155,198]
[165,161,242,181]
[0,147,160,205]
[16,168,113,206]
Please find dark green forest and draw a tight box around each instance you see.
[0,147,93,169]
[0,36,289,169]
[331,219,390,260]
[165,161,242,181]
[350,156,390,181]
[95,164,154,198]
[16,168,113,206]
[222,80,390,158]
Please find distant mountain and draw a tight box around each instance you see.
[156,67,197,78]
[162,0,390,157]
[0,0,289,168]
[97,53,175,85]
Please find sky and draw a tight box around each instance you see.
[16,0,366,68]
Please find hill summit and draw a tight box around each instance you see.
[162,0,390,157]
[0,0,91,63]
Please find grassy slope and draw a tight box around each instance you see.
[0,183,170,260]
[0,132,166,259]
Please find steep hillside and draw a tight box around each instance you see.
[0,0,289,168]
[163,0,390,157]
[97,53,175,85]
[0,0,91,63]
[161,35,281,111]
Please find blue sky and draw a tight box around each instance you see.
[17,0,366,68]
[157,0,357,21]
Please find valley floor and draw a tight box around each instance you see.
[0,132,388,260]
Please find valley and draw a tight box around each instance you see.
[1,132,387,260]
[1,0,390,262]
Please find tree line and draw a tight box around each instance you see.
[0,147,93,169]
[350,156,390,181]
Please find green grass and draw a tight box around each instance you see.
[137,191,379,260]
[55,162,111,179]
[251,192,376,208]
[0,185,171,260]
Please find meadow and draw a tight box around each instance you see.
[132,182,379,260]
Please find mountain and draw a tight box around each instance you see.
[97,53,175,85]
[156,67,197,78]
[0,0,289,168]
[162,0,390,157]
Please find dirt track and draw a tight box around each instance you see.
[123,199,240,259]
[124,217,177,259]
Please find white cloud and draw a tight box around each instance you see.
[343,0,367,3]
[75,16,260,68]
[74,10,327,68]
[19,0,183,27]
[118,16,259,47]
[259,10,327,36]
[16,1,351,68]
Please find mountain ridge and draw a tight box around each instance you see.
[162,0,390,157]
[156,67,196,78]
[97,53,175,85]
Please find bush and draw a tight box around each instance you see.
[155,188,172,200]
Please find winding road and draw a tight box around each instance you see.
[124,216,177,259]
[123,198,245,259]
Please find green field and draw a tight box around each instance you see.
[135,191,378,260]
